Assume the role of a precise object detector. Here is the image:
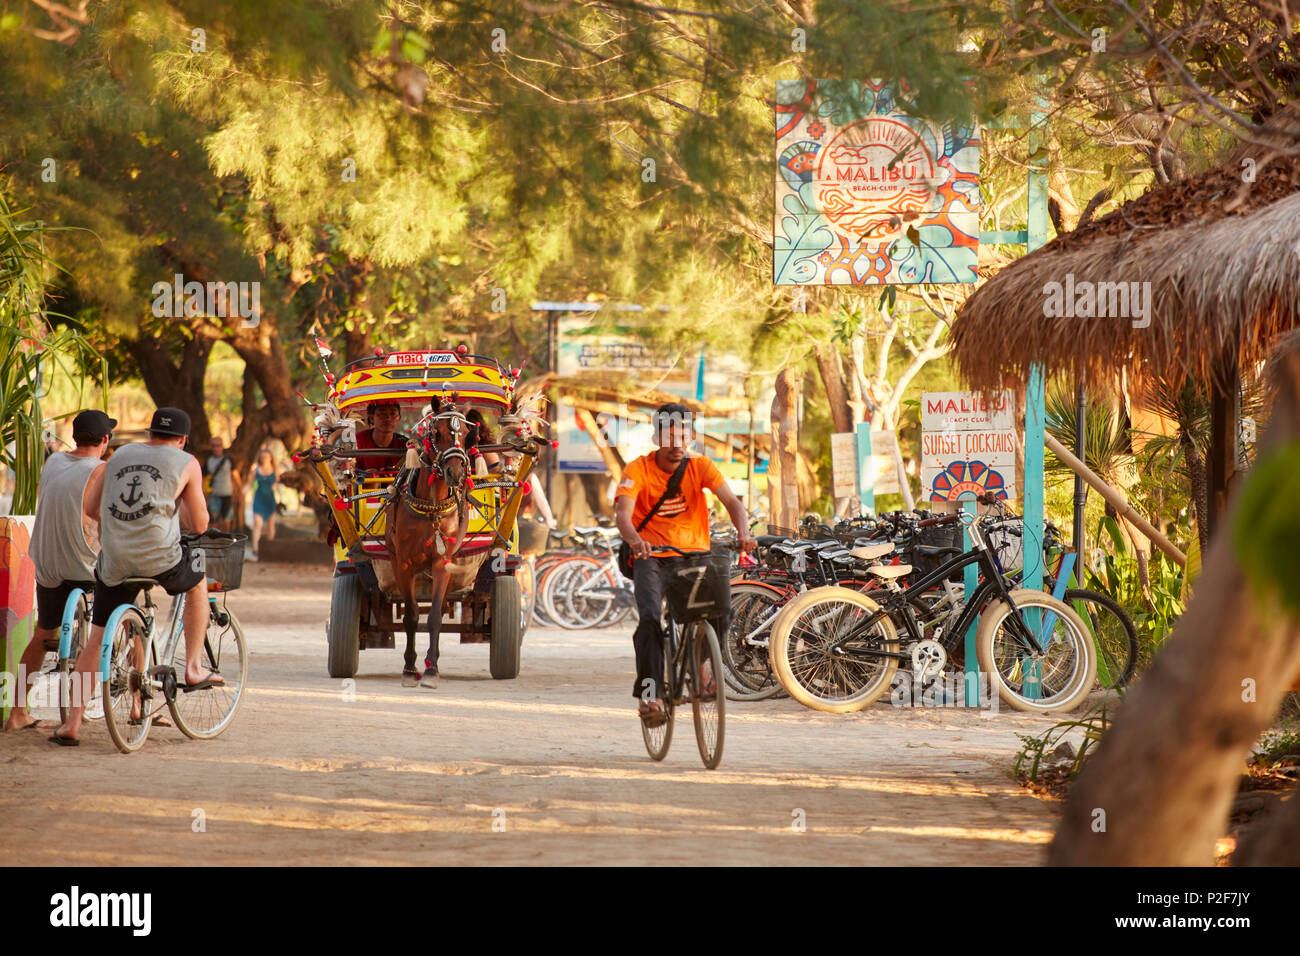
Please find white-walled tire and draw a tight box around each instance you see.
[976,589,1096,713]
[769,586,899,713]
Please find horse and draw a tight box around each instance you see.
[383,400,480,689]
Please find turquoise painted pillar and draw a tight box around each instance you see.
[856,421,873,514]
[1024,105,1050,597]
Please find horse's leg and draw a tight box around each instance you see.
[421,570,449,689]
[390,508,422,688]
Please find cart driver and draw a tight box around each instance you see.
[332,400,410,476]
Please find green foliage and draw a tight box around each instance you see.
[1252,728,1300,767]
[1233,442,1300,620]
[1085,515,1185,669]
[0,198,104,513]
[1014,703,1110,783]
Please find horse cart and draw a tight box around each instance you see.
[296,345,549,685]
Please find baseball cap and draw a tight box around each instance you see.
[71,409,117,442]
[149,406,192,437]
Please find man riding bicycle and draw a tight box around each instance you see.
[4,410,113,732]
[52,407,220,746]
[615,403,754,725]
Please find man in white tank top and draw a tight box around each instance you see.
[4,410,113,731]
[52,407,218,746]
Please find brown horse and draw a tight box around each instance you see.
[384,401,475,688]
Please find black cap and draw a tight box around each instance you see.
[71,409,117,442]
[149,406,191,438]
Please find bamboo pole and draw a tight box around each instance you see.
[1043,432,1186,567]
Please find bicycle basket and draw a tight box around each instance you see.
[664,550,732,623]
[193,533,248,591]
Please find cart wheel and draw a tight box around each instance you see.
[489,574,522,680]
[328,573,362,679]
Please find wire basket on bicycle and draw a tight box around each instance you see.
[185,530,249,591]
[663,549,732,624]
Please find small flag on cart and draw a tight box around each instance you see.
[314,336,333,358]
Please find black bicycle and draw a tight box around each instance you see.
[639,547,729,769]
[769,499,1096,714]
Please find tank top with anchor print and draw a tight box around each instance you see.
[97,443,194,586]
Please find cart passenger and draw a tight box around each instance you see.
[333,400,409,476]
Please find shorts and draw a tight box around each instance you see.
[207,495,233,520]
[35,580,95,630]
[92,546,206,627]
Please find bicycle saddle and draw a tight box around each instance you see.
[868,563,912,579]
[850,542,894,561]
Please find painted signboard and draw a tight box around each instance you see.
[832,429,900,499]
[774,79,980,286]
[921,391,1016,502]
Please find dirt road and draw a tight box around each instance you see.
[1,564,1062,865]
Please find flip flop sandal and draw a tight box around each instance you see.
[129,716,173,728]
[19,720,54,731]
[182,673,226,692]
[48,733,80,747]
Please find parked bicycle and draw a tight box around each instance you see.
[768,497,1095,714]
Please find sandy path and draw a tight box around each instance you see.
[1,564,1061,865]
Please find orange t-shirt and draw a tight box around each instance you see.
[616,453,725,555]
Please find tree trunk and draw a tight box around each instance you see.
[126,330,216,448]
[226,315,311,475]
[1048,348,1300,866]
[1182,429,1210,554]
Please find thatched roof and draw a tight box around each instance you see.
[952,105,1300,392]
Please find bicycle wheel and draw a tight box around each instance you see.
[57,591,95,723]
[103,607,158,754]
[722,583,786,701]
[1064,588,1138,689]
[168,601,248,739]
[640,633,675,762]
[769,586,900,713]
[976,589,1095,713]
[563,561,621,628]
[687,620,726,769]
[540,557,601,628]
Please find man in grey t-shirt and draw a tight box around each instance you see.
[4,410,112,731]
[205,436,236,532]
[52,407,220,746]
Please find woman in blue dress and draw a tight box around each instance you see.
[250,447,280,560]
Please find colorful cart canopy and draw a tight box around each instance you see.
[333,351,513,412]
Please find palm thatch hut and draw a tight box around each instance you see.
[951,105,1300,534]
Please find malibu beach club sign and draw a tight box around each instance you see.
[774,79,980,286]
[921,391,1016,502]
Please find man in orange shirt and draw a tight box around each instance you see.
[615,403,754,724]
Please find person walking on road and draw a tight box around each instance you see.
[248,447,280,560]
[205,436,237,532]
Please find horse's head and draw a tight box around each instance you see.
[415,399,472,490]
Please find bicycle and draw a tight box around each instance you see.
[27,586,101,724]
[99,531,249,754]
[988,517,1139,689]
[769,501,1095,714]
[638,546,729,769]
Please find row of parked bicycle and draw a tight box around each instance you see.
[523,498,1138,714]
